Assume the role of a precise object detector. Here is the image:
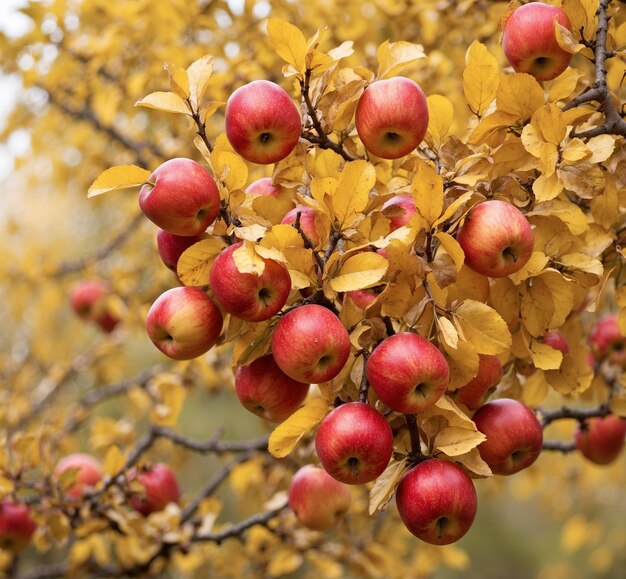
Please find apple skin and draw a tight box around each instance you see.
[138,158,221,237]
[315,402,394,485]
[271,304,351,383]
[235,354,309,422]
[382,194,417,231]
[69,279,120,333]
[575,415,626,465]
[346,287,380,310]
[502,3,573,82]
[288,465,352,531]
[365,332,450,414]
[543,330,569,355]
[145,287,223,360]
[355,77,429,159]
[281,206,320,245]
[457,200,534,278]
[225,80,302,165]
[589,314,626,367]
[209,242,291,322]
[473,398,543,476]
[0,501,37,553]
[396,460,477,545]
[156,228,207,272]
[55,453,103,498]
[245,177,281,197]
[453,354,503,411]
[129,463,181,516]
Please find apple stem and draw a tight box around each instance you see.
[404,414,426,462]
[358,351,370,403]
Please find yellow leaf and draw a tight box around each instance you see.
[330,252,388,292]
[234,223,267,242]
[87,165,151,198]
[177,238,226,286]
[520,123,545,157]
[268,548,303,577]
[103,446,125,477]
[529,338,563,370]
[443,335,480,390]
[558,163,605,199]
[534,104,568,145]
[521,278,554,337]
[545,355,593,395]
[532,172,563,203]
[562,0,588,33]
[268,398,328,458]
[455,300,512,355]
[435,232,464,271]
[521,371,549,407]
[585,134,615,163]
[548,68,582,102]
[433,191,474,228]
[540,271,575,328]
[561,516,590,553]
[590,174,619,229]
[453,448,492,477]
[135,91,191,115]
[0,476,14,498]
[187,54,214,109]
[426,94,454,149]
[211,149,248,191]
[368,457,410,515]
[267,18,307,74]
[609,396,626,418]
[164,62,190,100]
[412,161,443,226]
[437,315,459,349]
[435,426,486,457]
[260,224,305,253]
[555,20,585,54]
[151,377,187,426]
[496,73,544,121]
[233,241,266,275]
[377,40,426,79]
[463,63,499,117]
[333,160,376,228]
[561,138,591,162]
[529,200,588,235]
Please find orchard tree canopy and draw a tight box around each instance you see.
[1,0,626,577]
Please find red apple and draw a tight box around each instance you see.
[365,332,450,414]
[457,200,534,278]
[473,398,543,476]
[145,286,223,360]
[346,287,381,310]
[396,459,477,545]
[129,463,180,516]
[55,453,103,498]
[502,3,573,81]
[271,304,351,383]
[245,177,281,197]
[209,242,291,322]
[288,465,352,531]
[69,279,120,333]
[280,206,320,245]
[0,501,37,552]
[355,77,429,159]
[382,194,417,231]
[156,228,207,272]
[315,402,393,485]
[589,314,626,367]
[453,354,503,411]
[575,415,626,465]
[138,158,221,236]
[225,80,302,165]
[235,354,309,422]
[543,330,569,355]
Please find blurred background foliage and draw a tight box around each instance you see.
[1,0,626,577]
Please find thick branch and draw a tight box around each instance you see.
[151,425,268,454]
[540,404,610,428]
[542,440,576,453]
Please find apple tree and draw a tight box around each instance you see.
[1,0,626,577]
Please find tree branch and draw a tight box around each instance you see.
[540,404,611,428]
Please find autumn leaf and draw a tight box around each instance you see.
[87,165,151,198]
[177,238,227,286]
[329,252,388,292]
[135,91,191,115]
[368,458,410,515]
[268,398,328,458]
[377,40,425,79]
[267,18,307,74]
[455,300,512,355]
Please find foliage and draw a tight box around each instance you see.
[1,0,626,577]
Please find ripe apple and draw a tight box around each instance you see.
[346,287,381,310]
[225,80,302,165]
[271,304,351,383]
[502,3,573,82]
[365,332,450,414]
[456,200,534,278]
[0,501,37,552]
[396,459,477,545]
[145,286,223,360]
[129,463,180,516]
[209,242,291,322]
[288,465,352,531]
[355,77,429,159]
[69,279,120,333]
[55,453,103,498]
[156,228,207,272]
[280,206,320,245]
[575,415,626,465]
[245,177,281,197]
[315,402,393,485]
[382,194,417,231]
[453,354,503,411]
[473,398,543,476]
[235,354,310,422]
[138,158,221,236]
[589,314,626,367]
[543,330,569,355]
